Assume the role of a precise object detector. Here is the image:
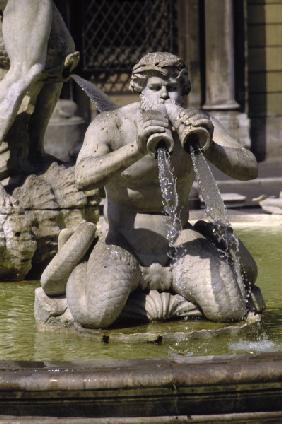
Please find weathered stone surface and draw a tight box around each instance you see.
[37,288,201,327]
[0,0,79,151]
[0,2,100,281]
[0,184,36,280]
[37,52,262,330]
[41,221,97,296]
[43,162,87,209]
[34,287,73,326]
[0,210,36,280]
[1,353,282,419]
[120,290,201,322]
[0,163,100,280]
[66,240,141,329]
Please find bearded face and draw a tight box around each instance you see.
[140,76,184,111]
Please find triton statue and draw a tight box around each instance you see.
[36,52,265,329]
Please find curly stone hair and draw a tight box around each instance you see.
[129,52,191,96]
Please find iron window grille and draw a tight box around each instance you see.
[80,0,178,94]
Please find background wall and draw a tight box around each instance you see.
[247,0,282,159]
[55,0,282,162]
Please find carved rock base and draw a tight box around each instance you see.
[34,286,202,329]
[0,162,99,280]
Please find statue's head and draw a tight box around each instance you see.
[130,52,191,99]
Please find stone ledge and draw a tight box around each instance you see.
[1,411,282,422]
[0,353,282,418]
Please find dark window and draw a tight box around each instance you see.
[79,0,178,93]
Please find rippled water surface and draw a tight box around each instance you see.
[0,227,281,361]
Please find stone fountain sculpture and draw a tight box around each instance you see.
[35,52,265,329]
[0,0,99,280]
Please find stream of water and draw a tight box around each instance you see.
[157,144,248,306]
[190,148,248,302]
[157,147,182,257]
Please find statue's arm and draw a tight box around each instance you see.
[75,113,142,191]
[3,0,53,71]
[204,116,258,180]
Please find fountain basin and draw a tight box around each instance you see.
[0,353,282,421]
[1,221,282,359]
[0,219,281,420]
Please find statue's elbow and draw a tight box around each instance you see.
[75,164,102,191]
[75,177,85,191]
[75,174,86,191]
[75,163,89,191]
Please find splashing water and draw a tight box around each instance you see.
[190,149,228,224]
[190,148,249,303]
[157,147,182,257]
[156,141,252,311]
[229,339,279,353]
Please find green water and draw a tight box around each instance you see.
[0,227,281,361]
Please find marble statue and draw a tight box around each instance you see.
[0,0,79,181]
[0,0,98,281]
[36,52,265,329]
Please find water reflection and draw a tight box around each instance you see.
[0,228,281,360]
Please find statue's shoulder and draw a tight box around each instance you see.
[116,102,139,121]
[91,109,120,128]
[90,103,139,131]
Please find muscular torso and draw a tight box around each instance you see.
[77,95,257,266]
[103,103,194,265]
[105,103,193,210]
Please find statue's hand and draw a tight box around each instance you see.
[176,109,214,144]
[137,110,170,154]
